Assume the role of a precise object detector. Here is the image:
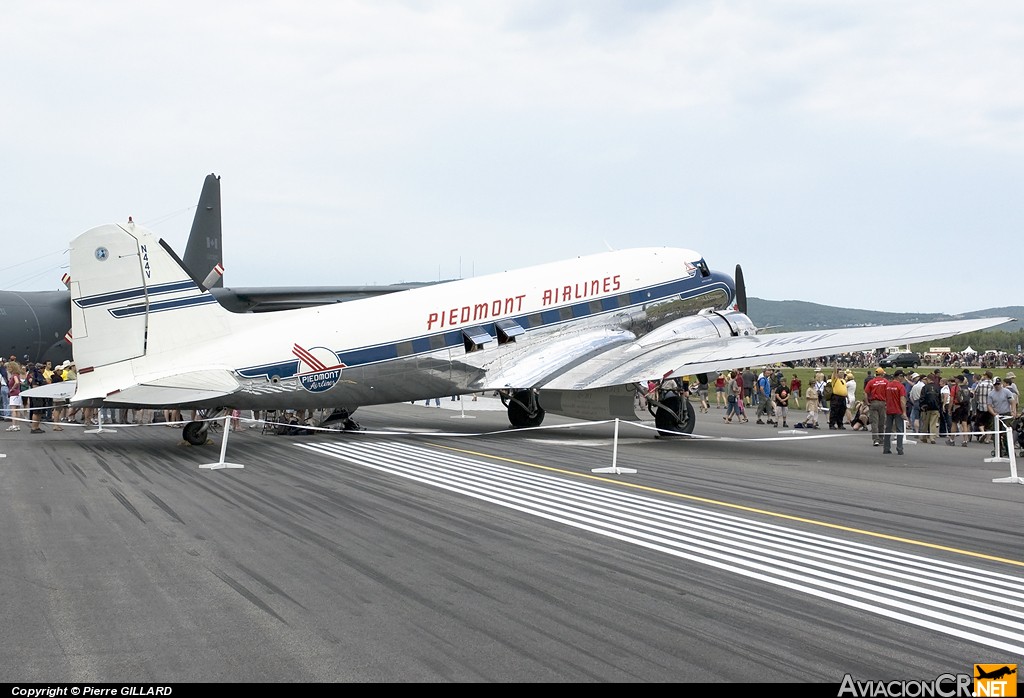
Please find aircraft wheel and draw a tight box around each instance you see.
[507,390,545,428]
[183,421,208,446]
[655,396,696,437]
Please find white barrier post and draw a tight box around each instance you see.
[989,416,1023,483]
[592,419,637,475]
[450,396,475,420]
[984,416,1009,464]
[85,410,116,434]
[200,416,245,470]
[992,442,1023,484]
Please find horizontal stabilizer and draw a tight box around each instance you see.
[21,381,76,400]
[94,369,240,406]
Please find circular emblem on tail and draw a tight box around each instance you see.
[95,247,109,261]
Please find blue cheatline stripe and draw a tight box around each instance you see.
[109,294,219,318]
[74,279,199,308]
[236,277,730,382]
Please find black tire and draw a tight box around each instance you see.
[654,396,696,437]
[182,421,208,446]
[507,390,545,428]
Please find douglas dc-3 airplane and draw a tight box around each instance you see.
[55,219,1012,445]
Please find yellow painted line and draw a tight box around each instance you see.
[431,442,1024,569]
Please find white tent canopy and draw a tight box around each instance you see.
[963,346,977,354]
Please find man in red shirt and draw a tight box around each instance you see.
[883,369,909,455]
[864,367,889,447]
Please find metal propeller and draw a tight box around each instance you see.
[734,264,747,314]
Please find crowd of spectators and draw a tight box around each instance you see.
[791,350,1023,370]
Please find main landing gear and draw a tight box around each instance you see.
[180,407,363,445]
[501,389,545,428]
[317,408,362,432]
[647,389,696,438]
[181,408,230,446]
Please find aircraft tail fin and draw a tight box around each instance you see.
[183,173,223,289]
[69,221,234,401]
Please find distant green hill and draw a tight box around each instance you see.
[746,299,1023,354]
[747,299,1022,332]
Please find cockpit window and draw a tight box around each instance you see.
[696,259,711,277]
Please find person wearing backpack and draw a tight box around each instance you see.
[918,373,942,443]
[950,375,972,446]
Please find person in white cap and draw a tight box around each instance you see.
[844,370,857,425]
[908,373,924,435]
[1004,372,1018,400]
[987,377,1017,455]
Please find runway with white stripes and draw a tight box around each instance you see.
[4,400,1023,682]
[300,439,1024,657]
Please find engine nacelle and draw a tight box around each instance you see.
[635,308,757,348]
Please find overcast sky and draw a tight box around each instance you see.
[2,1,1021,315]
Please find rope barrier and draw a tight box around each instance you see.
[2,404,1019,483]
[0,403,1017,443]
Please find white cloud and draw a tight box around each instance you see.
[1,1,1021,314]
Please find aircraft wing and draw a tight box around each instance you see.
[536,317,1015,390]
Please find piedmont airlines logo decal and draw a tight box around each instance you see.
[292,344,346,393]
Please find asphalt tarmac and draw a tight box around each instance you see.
[1,397,1022,683]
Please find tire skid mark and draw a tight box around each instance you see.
[210,567,288,624]
[142,489,185,524]
[107,486,146,523]
[235,562,308,611]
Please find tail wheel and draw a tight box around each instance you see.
[654,396,696,437]
[507,389,545,428]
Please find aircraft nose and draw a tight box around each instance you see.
[706,269,737,310]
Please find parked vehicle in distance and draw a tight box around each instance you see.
[879,351,920,368]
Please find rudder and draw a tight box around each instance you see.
[70,221,226,376]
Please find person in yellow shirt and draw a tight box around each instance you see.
[828,368,849,429]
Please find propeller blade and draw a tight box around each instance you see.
[734,264,747,314]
